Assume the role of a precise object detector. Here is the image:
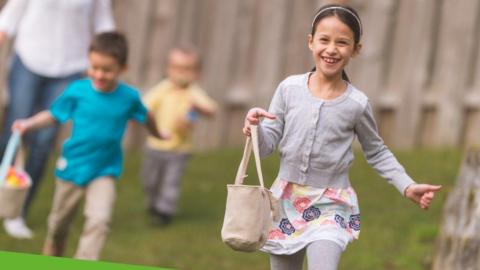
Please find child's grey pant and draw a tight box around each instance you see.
[141,147,190,215]
[269,240,343,270]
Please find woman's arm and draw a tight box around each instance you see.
[92,0,115,33]
[0,0,28,39]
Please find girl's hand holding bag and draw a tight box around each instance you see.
[221,125,278,252]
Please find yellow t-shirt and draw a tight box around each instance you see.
[143,79,217,152]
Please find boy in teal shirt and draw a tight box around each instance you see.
[12,32,167,260]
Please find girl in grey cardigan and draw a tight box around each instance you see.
[242,4,442,270]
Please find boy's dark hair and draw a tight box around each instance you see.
[89,31,128,66]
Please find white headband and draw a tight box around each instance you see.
[312,6,363,37]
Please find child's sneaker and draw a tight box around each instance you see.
[3,216,33,239]
[152,213,171,226]
[148,208,172,227]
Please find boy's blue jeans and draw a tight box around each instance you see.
[0,54,82,217]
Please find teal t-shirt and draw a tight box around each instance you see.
[50,78,147,186]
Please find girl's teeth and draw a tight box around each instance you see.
[324,58,337,63]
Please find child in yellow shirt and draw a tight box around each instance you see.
[141,47,217,226]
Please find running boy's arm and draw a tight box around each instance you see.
[145,111,169,140]
[192,102,216,117]
[12,110,57,134]
[189,89,218,117]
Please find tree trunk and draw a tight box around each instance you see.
[432,148,480,270]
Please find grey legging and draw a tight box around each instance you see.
[269,240,343,270]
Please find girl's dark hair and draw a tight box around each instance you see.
[310,4,362,82]
[89,31,128,66]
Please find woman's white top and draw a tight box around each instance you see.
[0,0,115,77]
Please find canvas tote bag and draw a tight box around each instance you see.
[221,125,277,252]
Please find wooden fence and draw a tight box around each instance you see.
[1,0,479,150]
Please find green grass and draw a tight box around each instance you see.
[0,148,462,269]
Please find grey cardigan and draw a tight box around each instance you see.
[258,73,415,195]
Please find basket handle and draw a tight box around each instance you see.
[14,143,26,169]
[0,131,22,186]
[234,125,265,187]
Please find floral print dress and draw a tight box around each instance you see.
[260,179,361,255]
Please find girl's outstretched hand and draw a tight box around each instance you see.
[404,184,442,210]
[242,107,276,136]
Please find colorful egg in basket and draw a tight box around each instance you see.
[5,166,31,188]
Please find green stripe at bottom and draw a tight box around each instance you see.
[0,251,173,270]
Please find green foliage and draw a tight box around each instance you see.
[0,148,461,270]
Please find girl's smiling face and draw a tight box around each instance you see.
[308,15,361,79]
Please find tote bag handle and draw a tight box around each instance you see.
[0,131,22,186]
[234,125,265,187]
